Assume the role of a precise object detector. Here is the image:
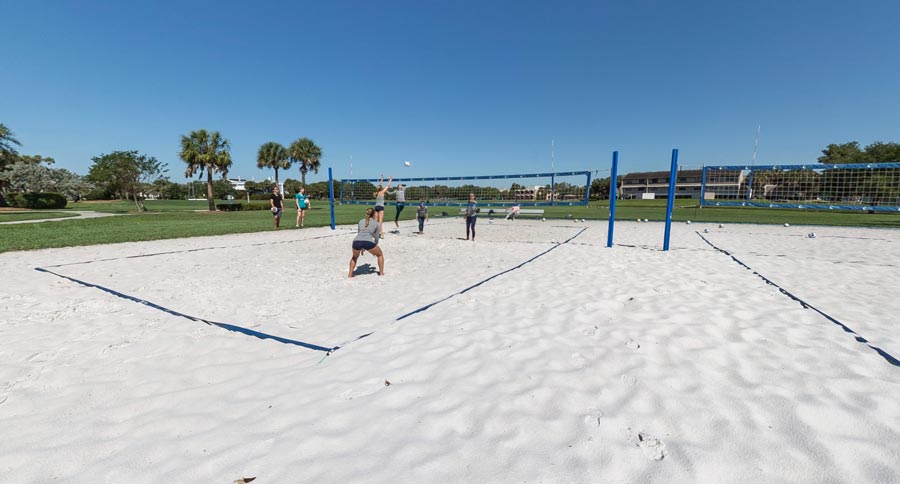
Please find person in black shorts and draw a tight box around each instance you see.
[270,186,284,229]
[349,207,385,277]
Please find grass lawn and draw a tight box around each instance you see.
[2,199,898,253]
[0,212,78,223]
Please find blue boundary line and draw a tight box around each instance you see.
[323,227,588,356]
[34,267,335,353]
[42,231,353,269]
[695,232,899,368]
[396,227,588,321]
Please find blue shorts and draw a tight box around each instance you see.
[352,240,377,251]
[374,205,385,212]
[273,208,283,217]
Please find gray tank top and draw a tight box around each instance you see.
[353,218,380,244]
[375,192,385,206]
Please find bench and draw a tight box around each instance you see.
[458,207,545,219]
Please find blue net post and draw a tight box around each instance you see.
[699,165,708,207]
[663,149,679,251]
[745,170,754,202]
[607,151,619,248]
[328,167,336,230]
[550,173,556,205]
[584,171,592,206]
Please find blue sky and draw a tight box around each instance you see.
[3,0,899,183]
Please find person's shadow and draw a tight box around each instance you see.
[352,263,379,276]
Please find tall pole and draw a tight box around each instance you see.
[550,139,556,205]
[663,149,679,251]
[607,151,619,248]
[752,125,760,166]
[328,167,336,230]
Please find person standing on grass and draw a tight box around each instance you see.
[349,207,385,277]
[389,184,406,227]
[464,192,478,241]
[294,186,310,228]
[416,200,428,234]
[270,186,284,230]
[373,175,393,239]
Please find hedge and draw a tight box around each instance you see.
[11,192,68,209]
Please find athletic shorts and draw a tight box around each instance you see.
[352,240,377,251]
[298,206,307,211]
[273,208,283,217]
[374,205,385,212]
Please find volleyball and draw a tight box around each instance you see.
[686,220,692,224]
[270,207,278,213]
[784,223,790,227]
[404,161,411,167]
[808,232,817,238]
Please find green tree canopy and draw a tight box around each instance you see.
[257,142,290,187]
[288,137,322,186]
[87,150,167,211]
[180,129,232,211]
[818,142,864,164]
[0,123,22,170]
[861,142,900,163]
[1,161,94,200]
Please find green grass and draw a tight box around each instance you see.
[1,200,898,253]
[0,212,77,222]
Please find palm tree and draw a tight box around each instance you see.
[256,142,290,189]
[288,137,322,186]
[179,129,232,211]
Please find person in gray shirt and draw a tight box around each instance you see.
[416,200,428,234]
[389,184,407,227]
[349,207,385,277]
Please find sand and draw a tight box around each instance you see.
[1,218,899,483]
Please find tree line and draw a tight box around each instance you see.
[0,123,322,211]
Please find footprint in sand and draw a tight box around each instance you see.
[583,407,605,427]
[621,375,637,386]
[99,340,131,356]
[627,428,667,460]
[582,325,599,336]
[625,339,640,350]
[571,353,586,368]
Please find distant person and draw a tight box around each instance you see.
[373,175,393,239]
[294,186,310,228]
[389,183,406,227]
[416,200,428,234]
[464,192,478,240]
[506,202,520,221]
[270,186,283,229]
[349,207,385,277]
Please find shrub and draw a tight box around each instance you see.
[242,203,269,211]
[216,203,242,211]
[13,192,68,209]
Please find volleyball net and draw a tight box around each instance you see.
[700,162,900,212]
[339,171,592,207]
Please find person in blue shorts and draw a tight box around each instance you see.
[349,207,385,277]
[389,183,406,227]
[294,186,310,228]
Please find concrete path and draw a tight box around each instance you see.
[0,211,126,225]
